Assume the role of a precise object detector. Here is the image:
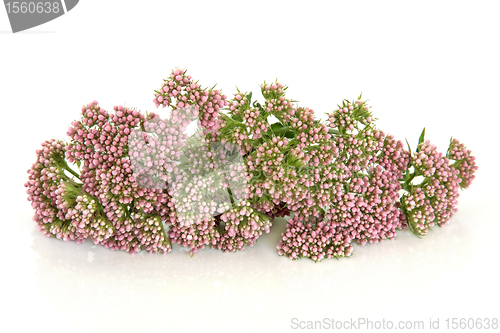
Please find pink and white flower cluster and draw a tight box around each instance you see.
[25,70,477,261]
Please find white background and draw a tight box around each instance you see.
[1,1,499,332]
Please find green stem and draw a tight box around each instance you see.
[227,187,236,206]
[63,164,81,180]
[53,153,82,181]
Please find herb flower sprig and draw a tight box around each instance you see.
[25,69,477,261]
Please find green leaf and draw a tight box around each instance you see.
[271,124,294,138]
[328,128,340,135]
[246,92,252,104]
[252,100,261,108]
[405,138,413,159]
[271,122,285,130]
[418,127,426,145]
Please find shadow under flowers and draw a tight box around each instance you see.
[31,214,472,331]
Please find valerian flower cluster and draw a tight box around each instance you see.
[25,69,477,261]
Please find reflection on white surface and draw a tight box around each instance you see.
[5,193,493,333]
